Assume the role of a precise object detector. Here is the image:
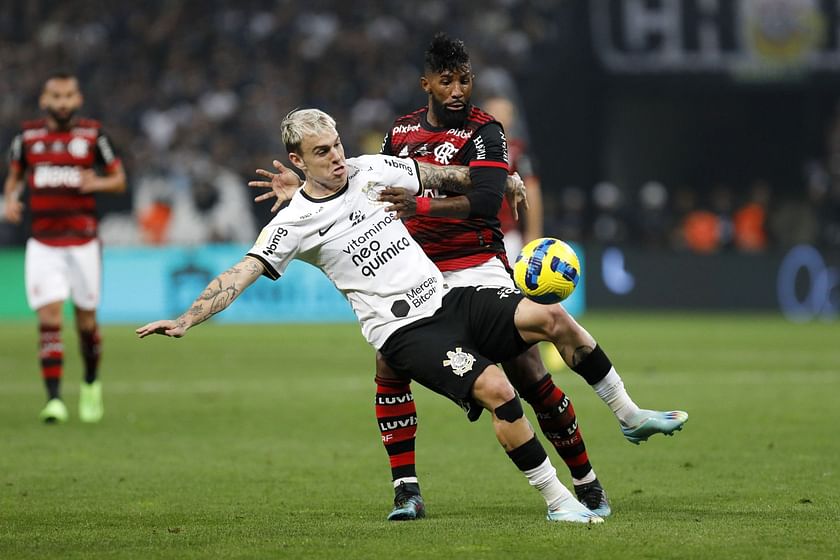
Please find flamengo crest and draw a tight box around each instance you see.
[443,347,476,377]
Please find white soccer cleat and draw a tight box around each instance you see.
[546,497,604,524]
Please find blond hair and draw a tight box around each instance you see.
[281,109,337,154]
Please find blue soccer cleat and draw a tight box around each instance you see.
[574,478,611,518]
[387,482,426,521]
[621,409,688,444]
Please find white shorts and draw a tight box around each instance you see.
[25,238,101,311]
[442,256,515,289]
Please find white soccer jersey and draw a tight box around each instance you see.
[247,154,447,349]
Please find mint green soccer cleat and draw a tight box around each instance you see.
[621,409,688,444]
[79,381,104,423]
[39,398,68,424]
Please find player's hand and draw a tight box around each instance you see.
[79,169,102,193]
[505,172,528,221]
[378,187,417,218]
[2,197,24,224]
[249,160,302,212]
[136,319,187,339]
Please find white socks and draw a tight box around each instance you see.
[522,457,582,511]
[592,367,641,426]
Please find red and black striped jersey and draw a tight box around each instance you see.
[8,117,121,246]
[381,106,509,272]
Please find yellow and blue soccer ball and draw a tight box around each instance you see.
[513,237,581,304]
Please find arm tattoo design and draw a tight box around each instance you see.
[417,162,472,193]
[176,259,262,328]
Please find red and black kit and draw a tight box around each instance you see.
[381,106,509,272]
[8,118,121,246]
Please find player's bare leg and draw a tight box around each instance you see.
[471,364,602,523]
[513,299,688,444]
[503,347,611,516]
[75,306,103,423]
[36,301,67,423]
[374,353,423,520]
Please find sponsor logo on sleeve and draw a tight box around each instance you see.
[261,227,288,256]
[383,157,414,176]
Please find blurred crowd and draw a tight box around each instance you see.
[1,0,839,253]
[0,0,554,247]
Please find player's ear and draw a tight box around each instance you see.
[420,76,430,94]
[288,151,305,172]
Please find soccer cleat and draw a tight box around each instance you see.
[574,478,612,517]
[621,409,688,444]
[387,482,426,521]
[39,398,68,424]
[546,497,604,524]
[79,380,104,423]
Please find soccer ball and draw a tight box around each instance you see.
[513,237,581,304]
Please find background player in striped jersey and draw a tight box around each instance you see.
[2,73,126,423]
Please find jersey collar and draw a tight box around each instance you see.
[300,180,349,203]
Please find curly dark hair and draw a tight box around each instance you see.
[423,32,471,74]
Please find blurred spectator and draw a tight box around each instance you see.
[636,180,671,249]
[591,181,629,244]
[733,180,770,252]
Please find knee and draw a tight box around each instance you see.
[473,366,517,409]
[538,304,574,341]
[75,310,97,333]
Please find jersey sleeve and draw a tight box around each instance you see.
[369,154,421,195]
[459,122,509,218]
[7,133,25,173]
[246,222,300,281]
[462,122,509,171]
[94,129,122,172]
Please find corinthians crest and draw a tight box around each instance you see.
[442,347,476,377]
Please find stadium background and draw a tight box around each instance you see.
[1,0,838,322]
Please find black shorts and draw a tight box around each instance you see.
[379,286,533,414]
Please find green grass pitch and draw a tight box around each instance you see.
[1,313,838,559]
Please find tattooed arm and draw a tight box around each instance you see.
[379,161,526,219]
[136,256,264,338]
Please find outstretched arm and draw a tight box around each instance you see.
[136,256,264,338]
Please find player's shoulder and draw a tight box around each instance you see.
[467,105,496,124]
[391,107,426,127]
[75,117,102,129]
[467,106,498,128]
[20,118,48,131]
[348,154,415,179]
